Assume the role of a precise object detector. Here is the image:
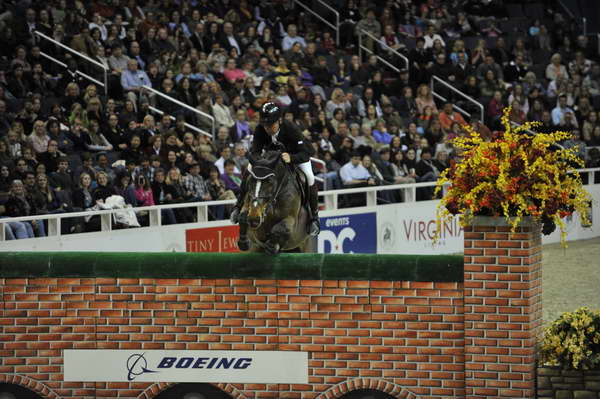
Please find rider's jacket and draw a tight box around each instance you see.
[251,120,315,164]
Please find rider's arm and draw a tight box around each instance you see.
[285,122,314,164]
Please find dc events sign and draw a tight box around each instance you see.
[318,212,377,253]
[64,350,308,383]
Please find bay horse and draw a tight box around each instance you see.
[237,149,311,254]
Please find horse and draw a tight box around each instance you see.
[237,148,311,254]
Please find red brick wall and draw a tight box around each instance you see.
[0,278,464,399]
[463,221,542,399]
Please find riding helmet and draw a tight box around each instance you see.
[260,102,282,125]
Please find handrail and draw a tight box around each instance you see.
[431,75,484,123]
[34,30,108,96]
[38,51,105,88]
[149,105,212,139]
[2,169,598,241]
[358,29,409,70]
[143,85,215,137]
[34,31,107,70]
[292,0,339,46]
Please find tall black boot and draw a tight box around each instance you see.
[230,172,249,224]
[308,184,320,236]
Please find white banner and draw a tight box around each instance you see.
[376,200,464,254]
[64,350,308,383]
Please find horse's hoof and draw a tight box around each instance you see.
[238,238,250,251]
[265,242,280,255]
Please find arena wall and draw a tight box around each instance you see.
[0,229,541,399]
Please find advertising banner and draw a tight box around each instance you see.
[318,212,377,253]
[64,350,308,383]
[186,225,240,252]
[376,201,463,254]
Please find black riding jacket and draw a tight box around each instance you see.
[251,120,314,165]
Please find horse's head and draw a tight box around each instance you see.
[246,150,284,229]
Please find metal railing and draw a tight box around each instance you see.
[2,168,598,241]
[293,0,339,46]
[430,75,484,123]
[34,31,109,96]
[143,85,215,137]
[358,29,409,72]
[148,106,211,139]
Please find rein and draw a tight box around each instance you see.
[249,159,291,215]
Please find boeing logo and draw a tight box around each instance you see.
[126,353,158,381]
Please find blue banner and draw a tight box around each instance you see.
[318,213,377,253]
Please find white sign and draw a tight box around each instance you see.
[64,350,308,383]
[377,200,464,254]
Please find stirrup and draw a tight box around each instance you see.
[230,207,240,224]
[309,219,320,236]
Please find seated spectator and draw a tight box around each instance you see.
[212,95,235,128]
[372,120,393,145]
[4,179,45,237]
[546,53,569,82]
[221,159,242,196]
[438,102,467,133]
[207,165,237,201]
[184,162,211,202]
[121,58,152,111]
[93,171,115,203]
[282,24,306,52]
[552,94,575,127]
[476,54,504,82]
[27,120,50,155]
[415,84,438,115]
[339,151,377,187]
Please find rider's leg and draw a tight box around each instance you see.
[230,165,251,224]
[298,161,320,236]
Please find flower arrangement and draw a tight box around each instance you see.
[434,107,591,245]
[540,307,600,370]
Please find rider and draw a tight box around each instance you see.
[230,102,320,236]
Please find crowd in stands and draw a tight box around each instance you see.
[0,0,599,239]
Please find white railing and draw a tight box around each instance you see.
[2,168,599,241]
[431,75,484,122]
[358,29,409,72]
[143,85,215,137]
[293,0,339,46]
[34,31,109,96]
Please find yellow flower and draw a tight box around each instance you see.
[434,107,592,247]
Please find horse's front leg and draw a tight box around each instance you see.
[237,211,251,251]
[265,216,294,255]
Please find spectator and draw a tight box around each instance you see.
[121,59,152,110]
[552,94,575,126]
[546,53,569,81]
[438,102,467,132]
[4,179,45,237]
[339,151,377,188]
[282,24,306,51]
[184,162,211,202]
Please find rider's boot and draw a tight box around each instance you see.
[230,173,248,224]
[308,184,320,236]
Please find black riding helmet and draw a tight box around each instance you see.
[260,102,282,125]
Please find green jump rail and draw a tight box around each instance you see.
[0,252,463,282]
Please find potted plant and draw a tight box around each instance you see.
[434,107,591,245]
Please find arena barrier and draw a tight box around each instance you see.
[0,243,541,398]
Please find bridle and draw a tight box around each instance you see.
[247,159,289,226]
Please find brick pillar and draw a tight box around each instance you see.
[463,217,542,399]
